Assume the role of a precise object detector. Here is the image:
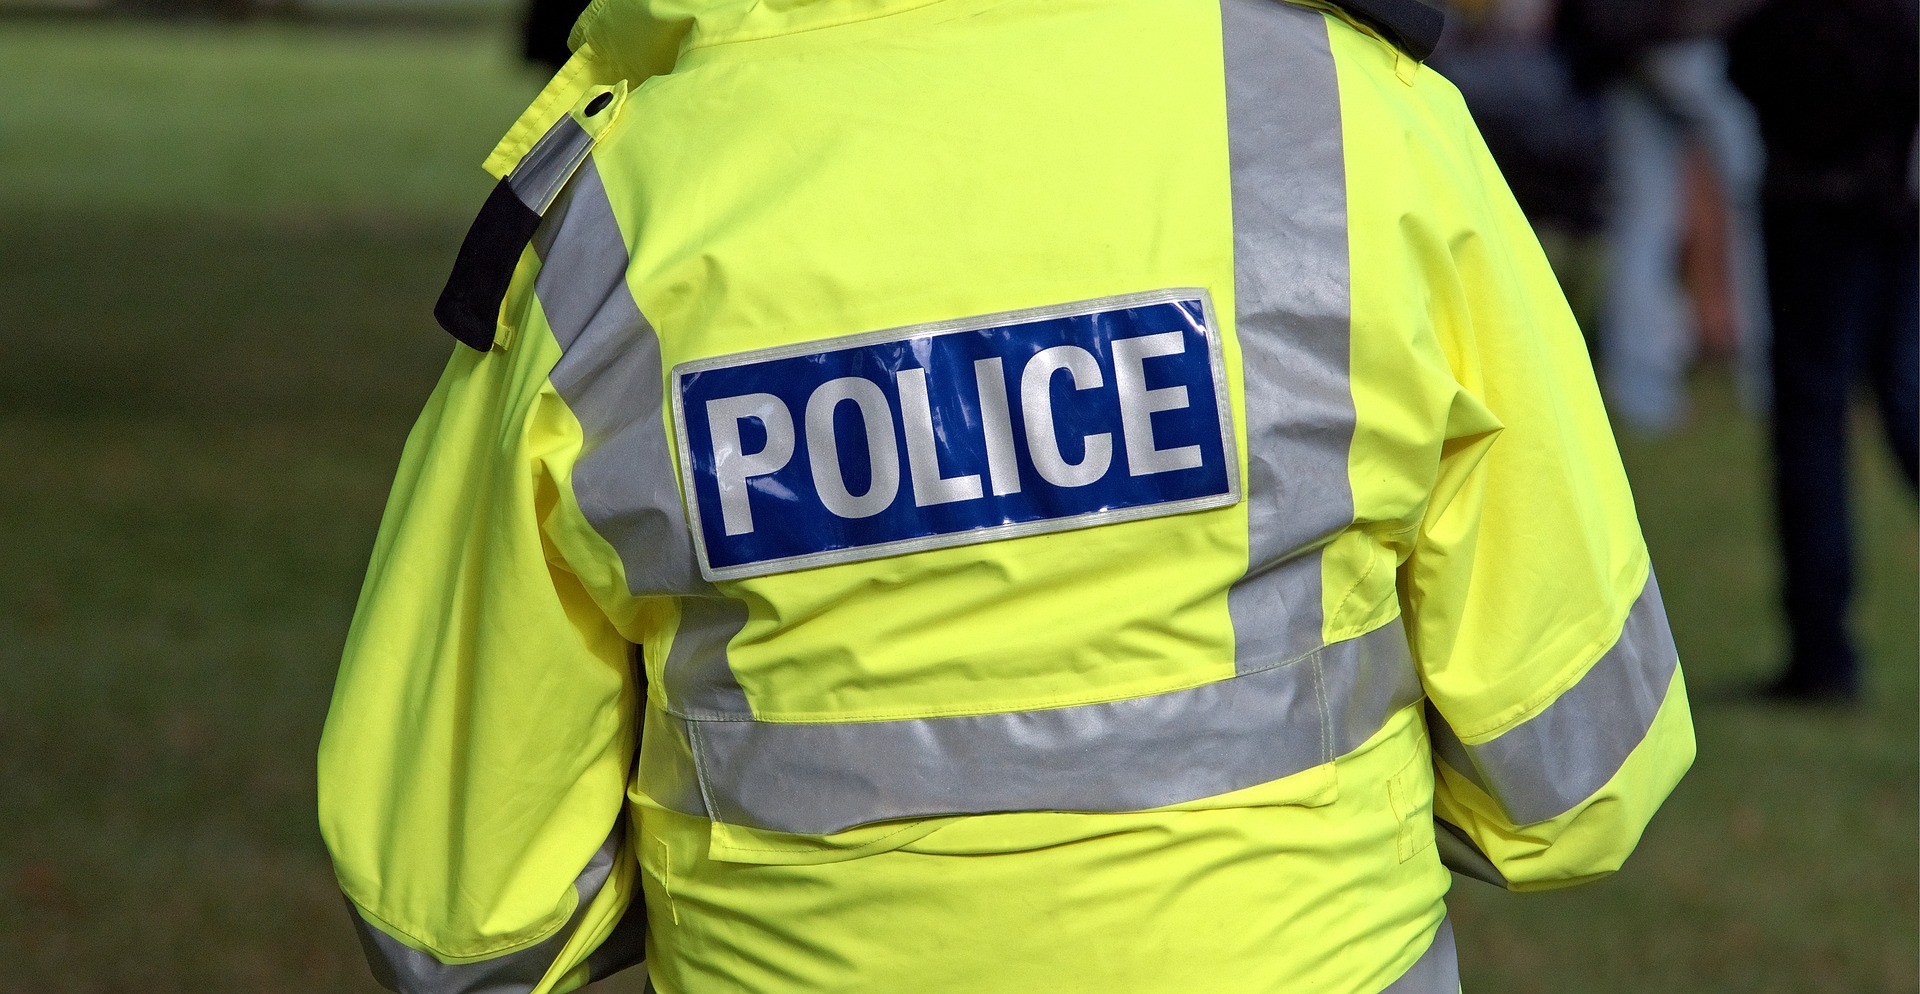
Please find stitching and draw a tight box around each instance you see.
[712,820,932,855]
[1324,543,1383,642]
[1313,653,1332,764]
[642,828,680,925]
[683,723,724,821]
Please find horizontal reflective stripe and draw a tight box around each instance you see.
[1429,571,1680,826]
[348,825,624,994]
[671,619,1421,835]
[508,114,595,216]
[1379,916,1460,994]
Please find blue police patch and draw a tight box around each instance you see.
[671,288,1240,580]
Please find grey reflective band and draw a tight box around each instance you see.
[348,825,633,994]
[664,619,1420,836]
[1433,818,1507,888]
[1379,916,1460,993]
[1221,0,1360,674]
[1429,572,1681,826]
[539,161,737,601]
[509,115,596,216]
[662,595,753,718]
[534,161,753,713]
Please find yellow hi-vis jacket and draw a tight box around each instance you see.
[317,1,1695,991]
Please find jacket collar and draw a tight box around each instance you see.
[574,0,948,80]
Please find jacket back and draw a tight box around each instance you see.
[317,2,1695,992]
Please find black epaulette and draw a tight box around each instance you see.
[435,89,618,351]
[1323,0,1445,62]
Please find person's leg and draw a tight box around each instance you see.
[1643,38,1772,412]
[1767,199,1871,697]
[1867,226,1919,487]
[1600,75,1691,431]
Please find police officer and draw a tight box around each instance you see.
[319,1,1695,991]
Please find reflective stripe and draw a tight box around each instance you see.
[670,619,1420,835]
[348,826,627,994]
[1433,818,1507,888]
[663,596,752,718]
[1379,916,1460,994]
[638,694,712,819]
[535,161,753,714]
[1429,571,1681,826]
[509,115,595,216]
[1221,0,1359,674]
[437,115,600,352]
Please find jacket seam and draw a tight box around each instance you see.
[663,615,1403,724]
[1449,555,1656,743]
[342,886,577,963]
[681,0,951,53]
[711,820,931,854]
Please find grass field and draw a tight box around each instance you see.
[1,21,1914,994]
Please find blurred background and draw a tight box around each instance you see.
[0,0,1912,991]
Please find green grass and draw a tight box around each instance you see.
[1,20,1914,994]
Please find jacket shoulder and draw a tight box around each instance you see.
[1318,0,1445,60]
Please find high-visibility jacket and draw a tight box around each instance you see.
[317,1,1695,992]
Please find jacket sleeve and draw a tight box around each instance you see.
[316,308,647,992]
[1398,112,1696,892]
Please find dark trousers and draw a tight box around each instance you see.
[1766,197,1920,690]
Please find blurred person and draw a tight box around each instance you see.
[1728,0,1920,702]
[1558,0,1770,431]
[1432,0,1607,237]
[523,0,594,72]
[317,2,1696,992]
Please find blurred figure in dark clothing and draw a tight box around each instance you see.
[1559,0,1770,432]
[1434,0,1607,235]
[1729,0,1920,702]
[522,0,592,72]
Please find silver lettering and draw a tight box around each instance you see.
[805,377,901,519]
[1020,345,1112,488]
[705,393,796,536]
[897,367,985,507]
[973,357,1022,496]
[1111,331,1201,475]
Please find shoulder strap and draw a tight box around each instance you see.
[1322,0,1445,61]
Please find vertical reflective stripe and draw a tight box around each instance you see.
[1221,0,1359,674]
[663,596,752,717]
[1378,916,1460,994]
[666,620,1420,834]
[535,160,752,716]
[539,162,701,596]
[1428,571,1681,826]
[347,825,628,994]
[638,698,712,819]
[508,115,595,216]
